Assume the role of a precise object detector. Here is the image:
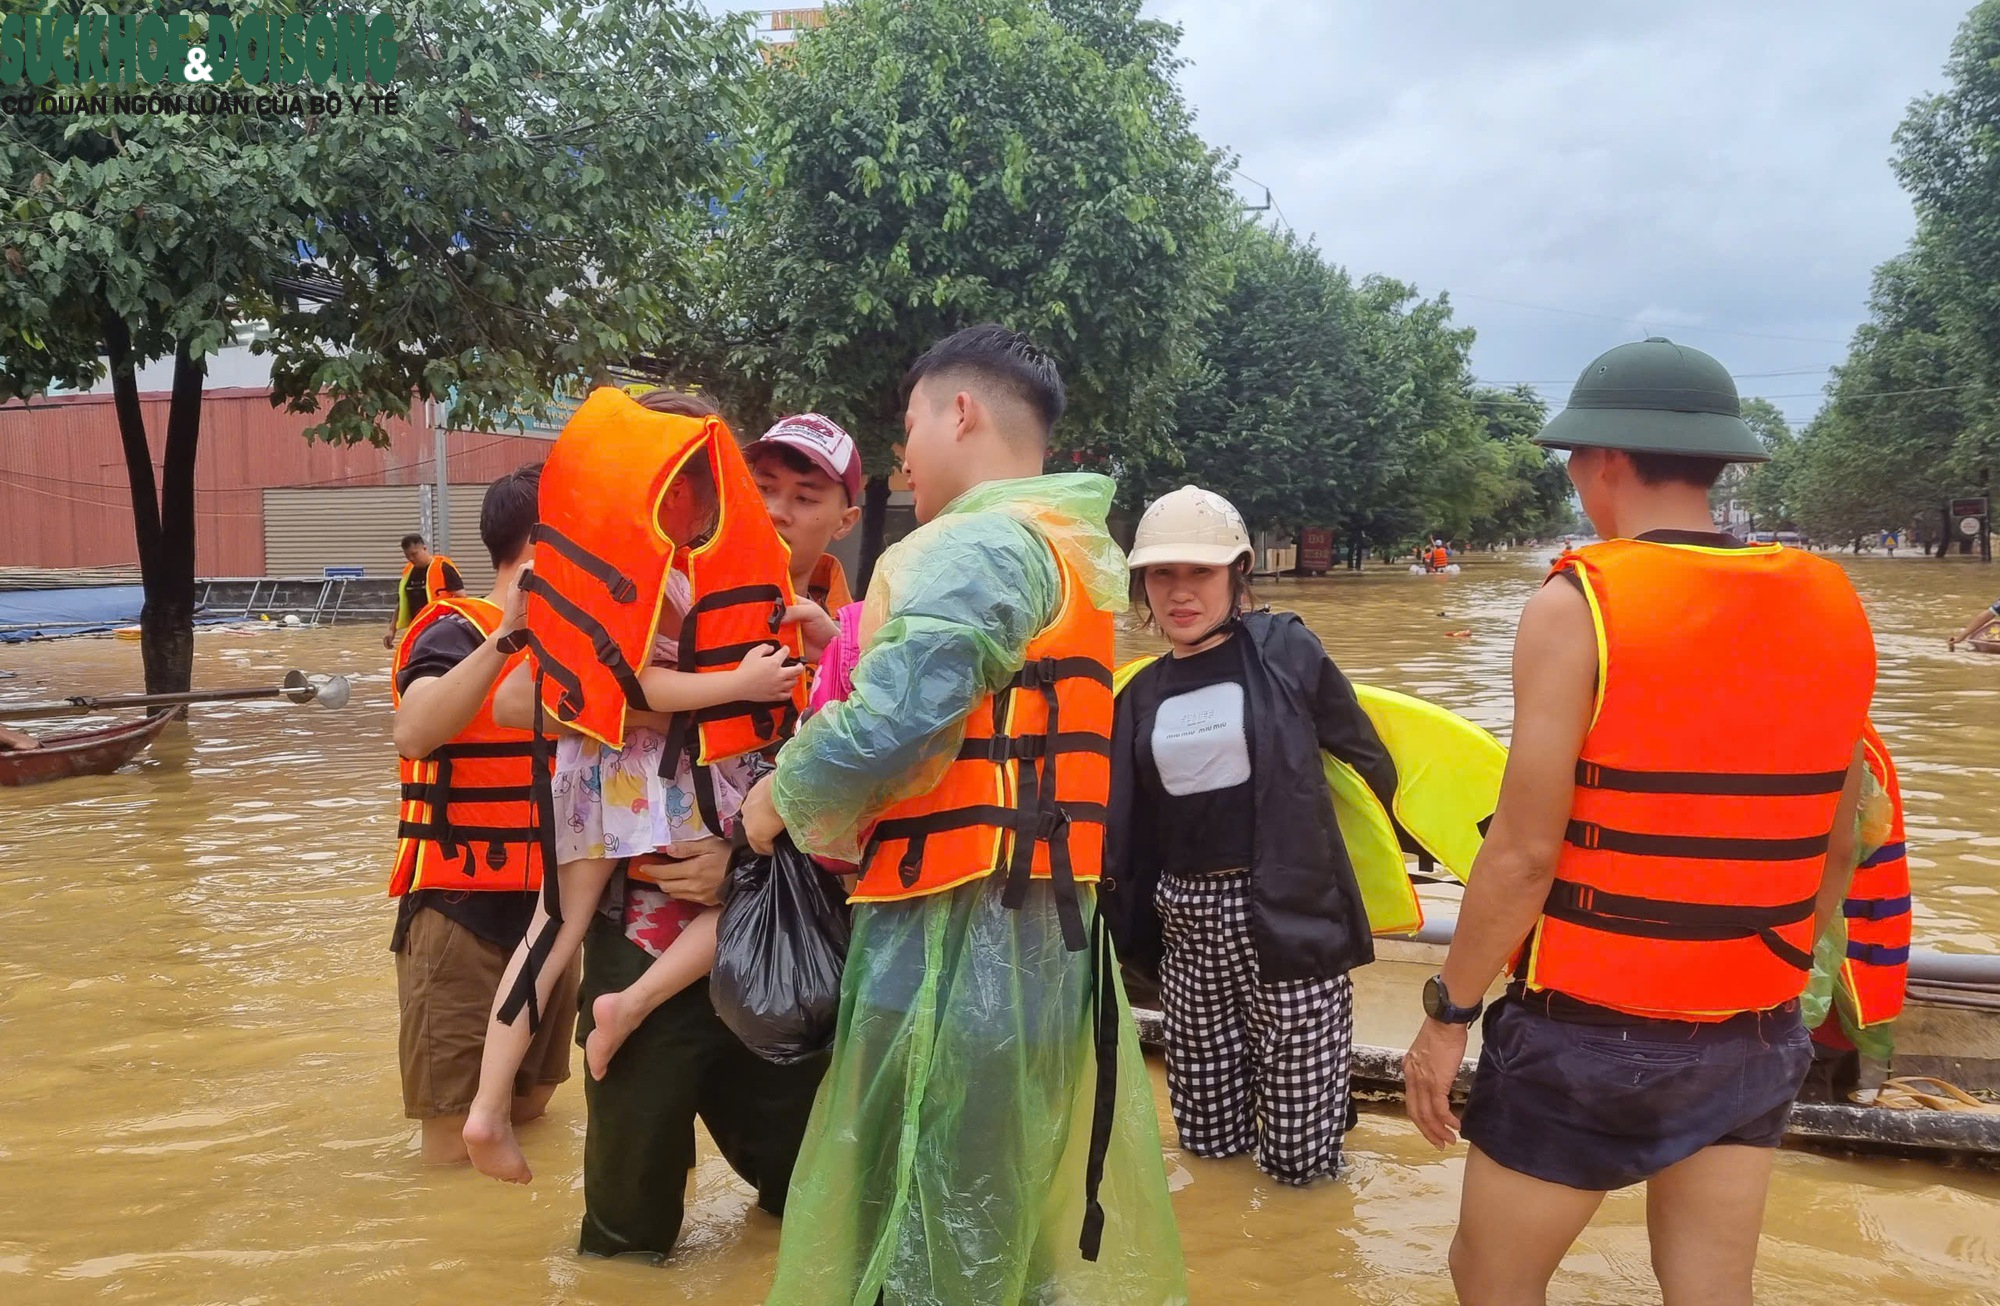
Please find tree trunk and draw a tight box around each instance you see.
[106,314,204,692]
[855,473,892,597]
[1940,505,1953,559]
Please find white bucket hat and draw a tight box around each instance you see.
[1128,485,1252,570]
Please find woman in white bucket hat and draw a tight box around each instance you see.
[1104,485,1398,1185]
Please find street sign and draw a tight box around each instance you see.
[1950,496,1989,520]
[1299,526,1335,574]
[1963,517,1984,540]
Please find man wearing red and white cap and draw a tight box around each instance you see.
[745,414,864,613]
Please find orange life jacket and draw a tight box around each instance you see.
[389,595,545,896]
[855,544,1114,950]
[521,386,807,770]
[806,552,853,612]
[396,555,459,627]
[1521,538,1877,1021]
[1841,722,1911,1027]
[1429,547,1450,569]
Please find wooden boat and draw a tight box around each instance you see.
[1970,636,2000,655]
[0,712,173,787]
[1131,929,2000,1165]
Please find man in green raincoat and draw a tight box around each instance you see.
[740,324,1187,1306]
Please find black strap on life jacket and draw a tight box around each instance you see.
[533,523,640,605]
[399,739,541,882]
[1564,820,1831,863]
[1575,760,1849,797]
[998,656,1095,952]
[1857,840,1907,870]
[1843,893,1911,921]
[1846,941,1910,967]
[658,580,799,835]
[1078,905,1117,1262]
[1541,878,1818,972]
[519,568,649,713]
[497,665,565,1032]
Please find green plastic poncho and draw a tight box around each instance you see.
[766,474,1188,1306]
[1801,766,1896,1064]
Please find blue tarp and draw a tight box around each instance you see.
[0,586,144,642]
[0,587,244,641]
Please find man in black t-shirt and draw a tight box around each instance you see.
[390,466,579,1165]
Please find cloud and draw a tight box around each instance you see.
[1148,0,1972,424]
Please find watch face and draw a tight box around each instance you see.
[1422,975,1445,1021]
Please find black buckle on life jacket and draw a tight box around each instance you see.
[1015,656,1058,691]
[898,832,928,889]
[495,628,529,655]
[768,597,787,633]
[1034,803,1071,842]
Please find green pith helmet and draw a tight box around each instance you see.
[1534,337,1769,464]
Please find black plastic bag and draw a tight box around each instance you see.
[711,833,851,1064]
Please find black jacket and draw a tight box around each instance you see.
[1103,610,1398,983]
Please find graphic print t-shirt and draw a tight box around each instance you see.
[1139,639,1256,877]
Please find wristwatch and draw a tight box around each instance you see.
[1422,973,1483,1025]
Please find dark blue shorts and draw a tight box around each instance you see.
[1459,994,1812,1191]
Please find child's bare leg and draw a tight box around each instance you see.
[586,906,718,1081]
[464,858,614,1183]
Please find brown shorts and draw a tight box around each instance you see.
[395,905,581,1119]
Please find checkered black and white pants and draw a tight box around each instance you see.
[1156,869,1354,1185]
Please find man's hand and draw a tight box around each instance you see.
[631,836,732,906]
[498,565,531,642]
[783,600,839,663]
[0,725,39,751]
[1403,1018,1470,1149]
[740,775,785,854]
[383,629,397,651]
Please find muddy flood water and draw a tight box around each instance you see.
[3,550,1998,1304]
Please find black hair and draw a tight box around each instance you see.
[480,463,542,568]
[1625,451,1728,491]
[399,533,426,551]
[749,442,850,504]
[633,389,720,420]
[1128,558,1258,631]
[900,323,1065,435]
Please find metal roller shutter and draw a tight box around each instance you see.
[263,486,424,579]
[261,484,502,590]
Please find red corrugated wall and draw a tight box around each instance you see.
[0,389,552,573]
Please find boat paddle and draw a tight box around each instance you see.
[2,670,352,721]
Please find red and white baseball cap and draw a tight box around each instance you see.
[746,414,864,504]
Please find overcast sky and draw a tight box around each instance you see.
[1145,0,1973,426]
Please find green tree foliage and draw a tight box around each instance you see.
[1122,224,1570,554]
[1786,2,2000,551]
[663,0,1235,481]
[1,0,748,688]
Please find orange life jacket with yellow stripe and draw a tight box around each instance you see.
[389,595,545,896]
[855,545,1114,949]
[521,387,807,782]
[1521,538,1877,1021]
[1841,723,1911,1028]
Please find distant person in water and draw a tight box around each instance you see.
[0,725,37,750]
[1947,595,2000,650]
[384,535,465,650]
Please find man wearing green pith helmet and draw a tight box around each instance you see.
[1402,338,1876,1305]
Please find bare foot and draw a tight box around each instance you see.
[464,1105,532,1184]
[586,991,643,1082]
